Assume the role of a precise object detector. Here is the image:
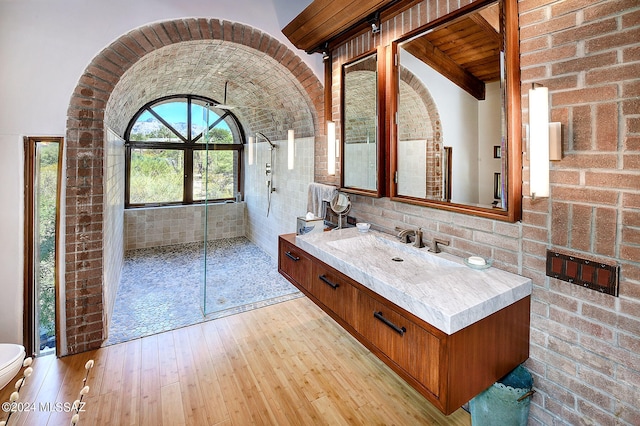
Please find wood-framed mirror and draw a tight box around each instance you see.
[340,47,386,197]
[390,0,521,222]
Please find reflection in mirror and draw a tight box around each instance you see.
[342,52,378,192]
[395,1,506,209]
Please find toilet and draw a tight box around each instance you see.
[0,344,26,391]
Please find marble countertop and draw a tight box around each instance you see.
[295,228,532,335]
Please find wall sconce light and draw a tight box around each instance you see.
[248,136,254,165]
[287,129,295,170]
[327,121,336,175]
[549,122,562,161]
[528,84,562,199]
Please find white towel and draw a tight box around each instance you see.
[307,183,337,218]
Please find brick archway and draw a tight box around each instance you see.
[398,66,442,199]
[64,19,324,354]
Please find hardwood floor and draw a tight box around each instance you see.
[1,297,471,425]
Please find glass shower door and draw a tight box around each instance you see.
[197,101,238,316]
[196,102,213,316]
[196,101,238,316]
[197,101,292,317]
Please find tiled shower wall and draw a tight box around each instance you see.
[245,136,315,259]
[124,202,245,251]
[322,1,640,424]
[103,129,125,335]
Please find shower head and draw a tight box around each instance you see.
[213,81,236,109]
[255,132,276,149]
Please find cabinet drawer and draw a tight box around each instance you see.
[355,291,441,395]
[311,262,357,324]
[278,237,312,291]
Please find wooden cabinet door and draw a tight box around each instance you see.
[355,291,441,396]
[278,236,312,291]
[311,262,358,324]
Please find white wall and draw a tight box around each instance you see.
[0,0,320,344]
[404,53,479,204]
[272,0,313,29]
[0,135,25,344]
[477,81,503,206]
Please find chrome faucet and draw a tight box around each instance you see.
[429,238,450,253]
[396,228,415,243]
[396,227,424,248]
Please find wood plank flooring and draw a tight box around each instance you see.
[0,297,471,425]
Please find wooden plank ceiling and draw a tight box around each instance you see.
[402,4,501,100]
[283,0,502,101]
[282,0,396,53]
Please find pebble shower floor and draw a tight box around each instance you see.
[105,237,302,345]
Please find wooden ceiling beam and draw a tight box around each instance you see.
[403,37,486,100]
[470,12,502,46]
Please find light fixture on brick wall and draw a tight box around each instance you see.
[327,121,336,175]
[288,129,295,170]
[528,84,562,199]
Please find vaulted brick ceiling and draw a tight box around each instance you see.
[105,39,314,140]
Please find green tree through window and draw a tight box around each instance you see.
[125,95,244,207]
[37,142,60,345]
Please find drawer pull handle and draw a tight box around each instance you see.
[285,251,300,261]
[374,311,406,336]
[318,274,339,289]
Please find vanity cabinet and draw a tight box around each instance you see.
[311,261,358,325]
[278,235,313,291]
[354,291,442,396]
[278,233,530,415]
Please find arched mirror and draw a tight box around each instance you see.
[341,49,385,197]
[391,0,521,221]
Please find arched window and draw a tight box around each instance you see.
[124,95,244,207]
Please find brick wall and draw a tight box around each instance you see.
[398,68,442,198]
[326,0,640,424]
[520,1,640,424]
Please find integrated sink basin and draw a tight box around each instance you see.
[326,233,465,281]
[295,227,532,334]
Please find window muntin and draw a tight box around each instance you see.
[125,95,244,207]
[151,100,189,140]
[190,99,235,144]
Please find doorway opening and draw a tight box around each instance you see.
[24,136,63,357]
